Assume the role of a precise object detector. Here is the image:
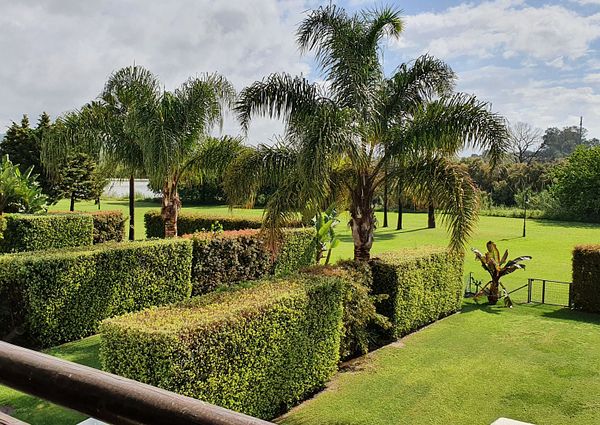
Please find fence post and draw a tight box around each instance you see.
[527,278,532,303]
[542,280,546,304]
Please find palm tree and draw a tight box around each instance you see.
[227,5,508,261]
[134,74,237,237]
[99,66,161,240]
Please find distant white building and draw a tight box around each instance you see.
[103,179,157,199]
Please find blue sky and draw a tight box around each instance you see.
[0,0,599,146]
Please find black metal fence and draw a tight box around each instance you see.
[527,278,572,307]
[465,274,572,307]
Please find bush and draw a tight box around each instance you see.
[369,247,463,339]
[100,275,344,420]
[0,216,5,241]
[144,210,304,238]
[0,239,192,347]
[185,230,271,295]
[274,228,318,276]
[302,262,390,360]
[0,214,93,253]
[51,210,125,244]
[571,245,600,312]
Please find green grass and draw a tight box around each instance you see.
[279,302,600,425]
[3,199,599,424]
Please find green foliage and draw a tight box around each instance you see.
[552,146,600,222]
[369,248,463,338]
[274,228,318,276]
[100,276,344,420]
[145,210,304,237]
[0,216,5,241]
[539,125,599,162]
[187,230,271,295]
[50,211,125,244]
[571,245,600,313]
[55,153,103,209]
[303,261,390,360]
[0,239,192,347]
[0,154,47,214]
[314,205,341,265]
[0,214,93,253]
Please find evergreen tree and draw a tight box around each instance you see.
[55,153,99,211]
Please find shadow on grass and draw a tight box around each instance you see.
[534,219,600,230]
[460,302,503,315]
[540,307,600,325]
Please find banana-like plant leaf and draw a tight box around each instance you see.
[500,249,509,265]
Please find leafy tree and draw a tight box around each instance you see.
[552,146,600,221]
[228,5,507,260]
[538,126,598,161]
[0,154,47,214]
[55,153,100,211]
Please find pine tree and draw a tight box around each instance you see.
[55,153,98,211]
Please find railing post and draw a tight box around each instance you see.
[542,280,546,304]
[527,278,532,303]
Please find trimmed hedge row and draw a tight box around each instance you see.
[571,245,600,312]
[52,211,125,244]
[185,228,317,295]
[0,239,192,347]
[0,216,6,241]
[100,275,344,420]
[144,210,304,238]
[0,214,93,253]
[370,247,463,339]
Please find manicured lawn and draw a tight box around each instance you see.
[3,200,598,424]
[279,302,600,425]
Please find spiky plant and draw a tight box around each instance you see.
[472,241,532,307]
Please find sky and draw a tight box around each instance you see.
[1,0,599,148]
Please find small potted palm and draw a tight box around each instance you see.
[472,241,531,307]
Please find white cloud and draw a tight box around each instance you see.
[457,66,600,139]
[0,0,313,144]
[395,0,600,64]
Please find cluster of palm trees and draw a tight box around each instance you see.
[44,4,508,261]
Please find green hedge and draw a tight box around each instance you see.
[0,239,192,347]
[144,210,304,238]
[0,214,93,253]
[571,245,600,312]
[273,228,318,276]
[100,276,344,420]
[186,230,271,295]
[51,211,125,244]
[0,216,6,242]
[369,247,463,339]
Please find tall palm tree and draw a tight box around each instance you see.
[227,5,508,261]
[134,74,237,237]
[100,66,161,240]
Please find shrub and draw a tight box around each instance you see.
[274,228,318,276]
[144,210,304,238]
[369,247,463,339]
[0,216,5,241]
[571,245,600,312]
[302,261,390,360]
[100,275,344,420]
[51,210,125,244]
[0,214,93,253]
[185,230,271,295]
[0,239,192,347]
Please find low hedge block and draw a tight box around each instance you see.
[274,228,318,276]
[51,210,125,244]
[369,247,463,339]
[185,230,272,295]
[0,239,192,347]
[100,276,344,420]
[571,245,600,312]
[0,214,93,253]
[144,210,304,238]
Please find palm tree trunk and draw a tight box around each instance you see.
[396,183,403,230]
[428,201,436,229]
[350,180,375,261]
[161,183,181,238]
[382,170,388,228]
[128,175,135,241]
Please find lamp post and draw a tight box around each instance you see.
[522,191,529,238]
